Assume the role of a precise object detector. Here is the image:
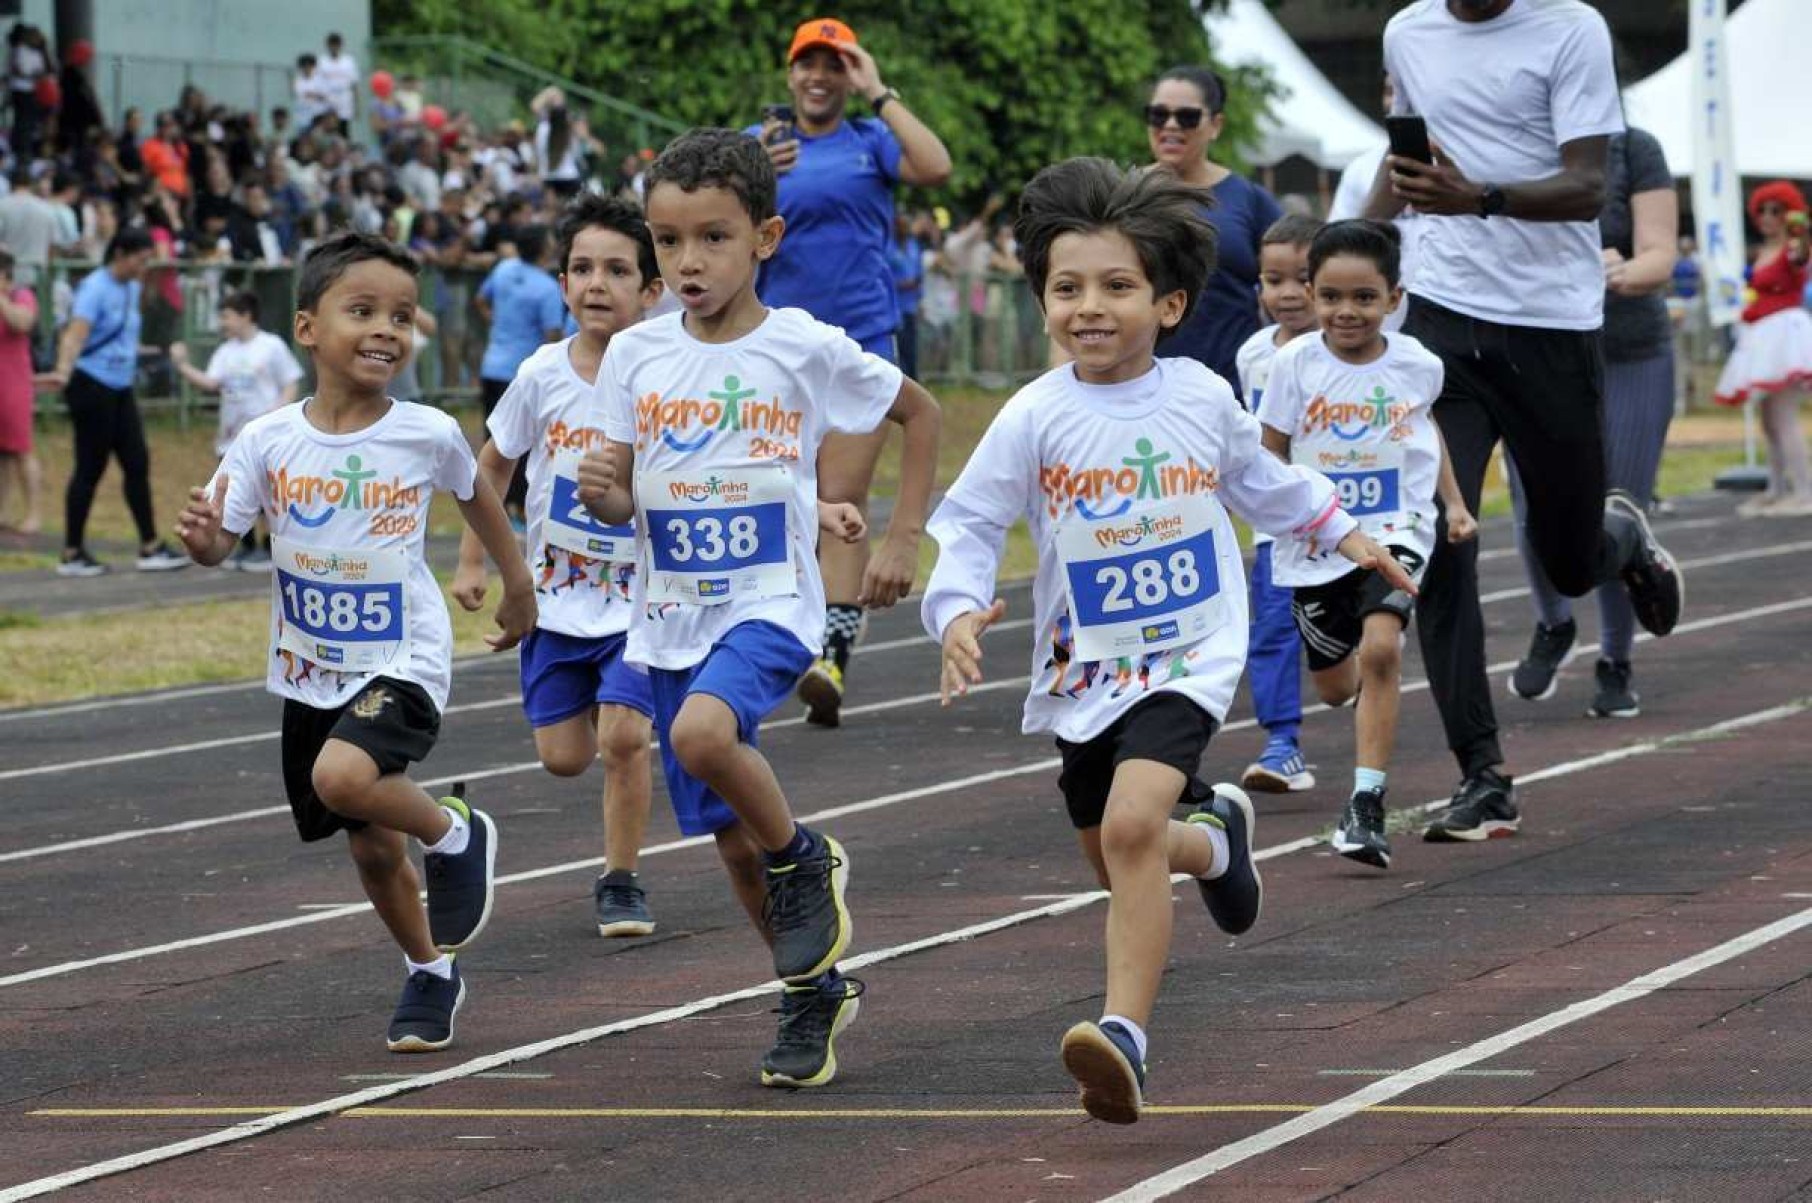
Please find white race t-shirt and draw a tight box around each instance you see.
[1257,332,1445,587]
[1234,323,1313,549]
[489,337,636,641]
[921,358,1356,745]
[315,51,359,121]
[597,308,903,670]
[218,400,478,713]
[1385,0,1622,330]
[210,331,305,454]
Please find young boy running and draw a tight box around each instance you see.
[453,194,667,939]
[170,290,307,571]
[176,231,537,1052]
[1232,214,1323,795]
[926,160,1415,1124]
[1256,220,1477,869]
[576,128,941,1089]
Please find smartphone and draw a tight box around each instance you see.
[761,103,795,146]
[1385,114,1433,165]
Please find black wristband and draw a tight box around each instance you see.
[871,88,899,116]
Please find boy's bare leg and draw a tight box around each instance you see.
[669,695,794,851]
[1096,760,1189,1028]
[1354,613,1406,771]
[714,821,771,939]
[346,825,438,963]
[312,740,453,844]
[597,705,653,872]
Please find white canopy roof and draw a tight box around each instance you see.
[1624,0,1809,179]
[1202,0,1385,169]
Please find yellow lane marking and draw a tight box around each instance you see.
[32,1104,1812,1120]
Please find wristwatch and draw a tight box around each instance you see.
[870,87,900,116]
[1478,185,1508,218]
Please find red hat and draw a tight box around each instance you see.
[1749,180,1808,221]
[66,39,94,68]
[788,17,856,63]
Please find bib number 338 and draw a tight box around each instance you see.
[638,466,795,605]
[1057,493,1229,663]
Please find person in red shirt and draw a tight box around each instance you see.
[138,110,192,198]
[1715,181,1812,515]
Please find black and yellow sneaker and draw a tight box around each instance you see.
[798,658,845,728]
[763,830,852,982]
[386,958,465,1053]
[425,787,498,951]
[760,973,865,1088]
[1060,1019,1146,1124]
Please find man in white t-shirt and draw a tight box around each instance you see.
[1364,0,1682,841]
[316,32,359,125]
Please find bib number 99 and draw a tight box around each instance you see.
[1328,469,1398,517]
[1096,548,1203,614]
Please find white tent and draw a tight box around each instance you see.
[1202,0,1385,169]
[1624,0,1810,179]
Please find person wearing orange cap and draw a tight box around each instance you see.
[1715,181,1812,516]
[750,16,952,729]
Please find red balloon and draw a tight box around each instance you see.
[421,104,447,131]
[370,69,395,100]
[33,75,59,109]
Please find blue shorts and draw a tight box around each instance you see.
[519,628,654,728]
[648,620,814,836]
[858,330,897,363]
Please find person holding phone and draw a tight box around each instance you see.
[1363,0,1683,842]
[1328,74,1422,334]
[749,16,953,729]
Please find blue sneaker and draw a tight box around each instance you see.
[1060,1019,1146,1124]
[594,869,656,938]
[425,788,498,952]
[386,960,465,1053]
[1240,736,1315,793]
[760,973,865,1088]
[1187,783,1263,935]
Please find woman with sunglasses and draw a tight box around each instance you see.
[752,16,953,729]
[1714,181,1812,516]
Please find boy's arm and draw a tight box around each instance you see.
[454,474,537,650]
[452,440,522,611]
[863,376,941,609]
[577,440,636,526]
[167,343,221,393]
[1260,424,1291,462]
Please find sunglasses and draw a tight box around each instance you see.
[1145,104,1207,131]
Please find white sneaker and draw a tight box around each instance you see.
[56,550,108,577]
[135,542,191,572]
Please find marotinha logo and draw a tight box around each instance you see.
[666,476,754,505]
[1092,511,1186,550]
[637,375,804,453]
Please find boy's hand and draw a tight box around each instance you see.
[859,532,919,609]
[575,446,617,508]
[175,475,228,558]
[1445,505,1479,544]
[940,598,1008,704]
[168,342,189,366]
[817,500,866,544]
[1336,529,1420,598]
[451,561,488,611]
[487,586,537,651]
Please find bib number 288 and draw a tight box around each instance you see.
[1096,547,1203,614]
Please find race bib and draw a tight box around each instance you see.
[542,449,635,561]
[638,464,795,606]
[1301,442,1407,533]
[1056,493,1229,663]
[272,537,409,671]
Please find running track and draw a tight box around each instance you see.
[3,495,1810,1201]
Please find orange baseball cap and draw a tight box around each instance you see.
[788,17,857,63]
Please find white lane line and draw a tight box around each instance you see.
[7,582,1806,867]
[3,536,1797,789]
[4,712,1804,1201]
[3,684,1804,994]
[1101,904,1812,1202]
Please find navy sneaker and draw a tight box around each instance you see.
[1240,736,1315,793]
[760,973,865,1088]
[1587,658,1640,719]
[386,960,465,1053]
[594,869,655,938]
[1186,783,1263,935]
[1606,490,1682,636]
[763,830,852,983]
[425,788,498,952]
[1509,618,1576,701]
[1060,1019,1146,1124]
[1423,769,1520,842]
[1332,787,1391,869]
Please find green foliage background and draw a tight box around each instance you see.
[372,0,1278,207]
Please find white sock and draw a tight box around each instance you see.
[424,808,469,856]
[1196,820,1231,881]
[1100,1014,1148,1063]
[1355,767,1388,795]
[405,953,454,980]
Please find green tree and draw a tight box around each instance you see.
[373,0,1277,206]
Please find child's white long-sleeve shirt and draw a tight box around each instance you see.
[922,358,1355,744]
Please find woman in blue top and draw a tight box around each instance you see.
[1146,66,1283,393]
[50,227,189,576]
[754,16,952,728]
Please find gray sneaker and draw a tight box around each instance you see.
[594,869,655,937]
[1587,658,1640,719]
[134,542,191,572]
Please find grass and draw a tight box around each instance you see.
[0,393,1752,710]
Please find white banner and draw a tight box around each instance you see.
[1690,0,1745,328]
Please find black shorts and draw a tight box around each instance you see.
[1290,545,1427,672]
[1053,692,1218,830]
[280,676,441,842]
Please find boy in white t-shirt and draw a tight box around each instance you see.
[176,232,537,1053]
[1231,214,1322,795]
[170,290,306,571]
[925,159,1416,1125]
[576,129,940,1089]
[1256,220,1476,870]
